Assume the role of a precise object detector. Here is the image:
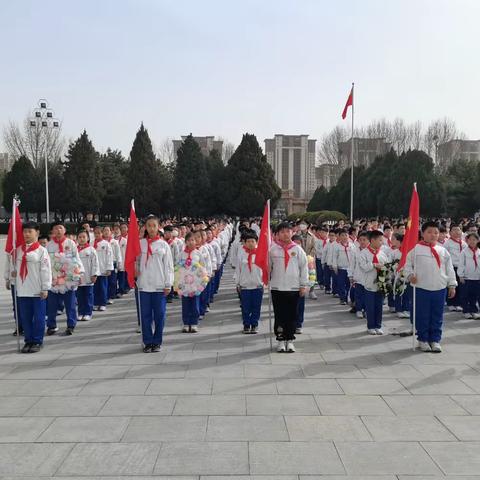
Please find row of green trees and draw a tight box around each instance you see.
[3,126,281,220]
[308,149,479,219]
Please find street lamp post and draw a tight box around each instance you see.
[29,99,60,223]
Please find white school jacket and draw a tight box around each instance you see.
[14,244,52,297]
[208,239,223,269]
[95,239,114,275]
[136,238,174,292]
[456,248,480,281]
[348,246,365,285]
[205,242,217,271]
[106,238,123,270]
[404,243,457,291]
[229,238,241,268]
[314,237,328,260]
[322,240,336,266]
[358,247,389,292]
[47,238,84,292]
[444,238,467,268]
[269,242,309,291]
[199,244,213,276]
[117,236,127,271]
[78,246,101,286]
[332,242,354,270]
[166,238,181,265]
[235,247,263,289]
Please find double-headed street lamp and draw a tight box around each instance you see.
[29,99,60,223]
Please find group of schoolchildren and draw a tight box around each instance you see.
[4,216,233,353]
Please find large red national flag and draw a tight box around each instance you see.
[124,199,141,287]
[341,86,353,119]
[398,184,420,271]
[5,199,25,254]
[254,200,271,285]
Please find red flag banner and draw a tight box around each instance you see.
[341,86,353,120]
[5,200,25,254]
[254,200,271,285]
[124,200,141,288]
[398,184,420,271]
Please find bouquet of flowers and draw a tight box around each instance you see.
[375,260,397,296]
[174,254,209,297]
[50,252,83,293]
[307,255,317,287]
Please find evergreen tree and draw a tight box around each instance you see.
[220,133,281,217]
[99,149,129,219]
[173,134,210,216]
[205,148,225,215]
[63,130,103,218]
[307,186,329,211]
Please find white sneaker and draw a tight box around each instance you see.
[367,329,377,335]
[375,329,384,335]
[448,306,456,312]
[107,299,113,305]
[464,313,473,319]
[286,341,296,353]
[309,291,318,300]
[418,341,432,352]
[455,306,463,312]
[397,312,404,318]
[77,316,85,322]
[136,327,141,333]
[99,306,106,311]
[356,311,364,319]
[83,315,91,321]
[430,342,442,353]
[182,325,189,333]
[191,325,199,333]
[474,313,480,320]
[402,311,410,318]
[277,341,286,353]
[295,327,303,334]
[389,307,396,313]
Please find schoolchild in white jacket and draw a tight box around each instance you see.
[332,229,354,305]
[457,232,480,319]
[444,225,467,312]
[321,231,337,294]
[93,226,113,311]
[348,231,370,319]
[136,216,174,352]
[103,226,122,303]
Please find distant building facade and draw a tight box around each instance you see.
[338,137,391,168]
[437,139,480,171]
[173,136,223,159]
[0,153,13,172]
[315,164,342,190]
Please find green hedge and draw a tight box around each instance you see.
[286,210,347,225]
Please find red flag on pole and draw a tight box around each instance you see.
[341,87,353,120]
[5,199,25,254]
[124,199,141,288]
[398,183,420,271]
[254,200,271,285]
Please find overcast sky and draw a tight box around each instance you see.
[1,0,479,157]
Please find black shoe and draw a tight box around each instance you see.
[64,327,74,336]
[251,326,258,334]
[349,307,356,314]
[143,344,152,353]
[29,343,42,353]
[243,325,250,334]
[46,327,58,336]
[21,343,31,353]
[13,328,24,336]
[151,344,161,352]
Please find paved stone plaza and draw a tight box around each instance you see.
[1,241,480,479]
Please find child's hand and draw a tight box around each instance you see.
[409,274,417,285]
[5,280,10,290]
[459,277,465,284]
[163,288,171,296]
[448,287,456,299]
[91,276,97,283]
[40,291,48,299]
[299,287,306,297]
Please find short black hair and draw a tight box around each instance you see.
[23,221,40,231]
[243,231,258,241]
[393,232,404,243]
[357,230,369,239]
[291,234,302,242]
[368,229,384,241]
[421,221,440,233]
[50,221,64,228]
[276,222,292,233]
[184,232,195,241]
[163,225,173,232]
[466,232,479,241]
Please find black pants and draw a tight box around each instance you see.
[271,290,300,341]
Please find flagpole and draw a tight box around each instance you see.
[130,199,144,345]
[12,197,21,353]
[266,199,273,352]
[350,82,355,223]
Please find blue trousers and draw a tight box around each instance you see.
[447,268,463,307]
[47,290,77,328]
[117,270,129,294]
[331,268,338,295]
[240,287,263,327]
[365,290,383,330]
[199,285,209,316]
[18,297,46,345]
[214,268,222,294]
[395,285,412,313]
[11,286,21,330]
[463,280,480,314]
[336,269,350,302]
[209,276,216,304]
[94,276,108,307]
[414,287,445,343]
[354,284,365,312]
[108,266,117,299]
[182,296,200,325]
[139,291,166,345]
[296,295,305,328]
[315,259,324,287]
[323,264,332,292]
[76,285,94,316]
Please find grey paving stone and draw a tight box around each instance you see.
[123,416,207,441]
[173,395,246,415]
[25,395,108,416]
[315,395,393,415]
[58,442,160,476]
[0,379,88,396]
[3,365,74,380]
[247,394,320,415]
[422,441,480,475]
[438,415,480,440]
[64,365,132,379]
[336,441,443,475]
[0,417,53,442]
[399,377,476,394]
[361,415,456,441]
[285,415,371,441]
[276,378,343,394]
[154,442,249,475]
[206,415,288,441]
[383,394,469,415]
[451,394,480,414]
[302,364,364,378]
[249,441,345,474]
[359,364,424,378]
[213,378,277,394]
[38,416,130,442]
[0,443,73,475]
[186,364,245,378]
[337,378,410,395]
[79,378,151,395]
[244,364,304,378]
[126,364,188,378]
[0,396,41,416]
[147,378,212,394]
[412,363,480,377]
[99,395,176,416]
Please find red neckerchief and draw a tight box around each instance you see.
[243,246,257,272]
[104,236,113,243]
[368,246,379,264]
[184,246,195,266]
[93,238,102,250]
[384,235,392,247]
[78,243,90,252]
[349,235,356,243]
[166,238,174,245]
[20,242,40,282]
[451,237,463,252]
[275,240,296,270]
[341,242,349,261]
[53,236,66,253]
[470,246,478,268]
[121,233,128,238]
[419,241,441,268]
[146,235,160,263]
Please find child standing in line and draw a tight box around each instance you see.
[457,232,480,319]
[93,226,113,312]
[349,230,370,319]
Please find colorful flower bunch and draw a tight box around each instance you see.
[174,258,209,297]
[307,255,317,287]
[50,252,83,293]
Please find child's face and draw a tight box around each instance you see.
[52,225,65,239]
[277,228,292,243]
[146,219,159,238]
[467,236,478,248]
[339,233,348,244]
[78,232,89,245]
[329,233,336,242]
[450,227,462,239]
[384,229,392,238]
[391,237,401,249]
[113,226,121,236]
[439,231,447,241]
[370,236,383,249]
[120,224,128,235]
[423,227,439,244]
[94,228,102,239]
[39,238,48,247]
[185,237,196,249]
[244,238,257,250]
[23,228,38,244]
[103,227,111,239]
[194,233,202,247]
[358,236,369,249]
